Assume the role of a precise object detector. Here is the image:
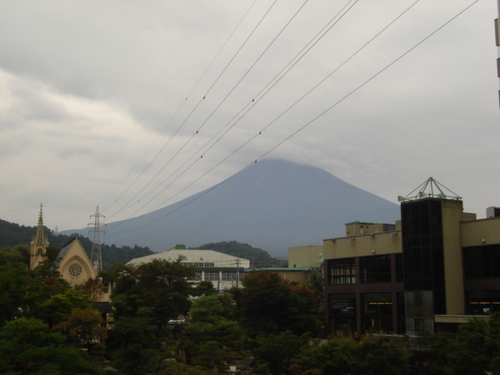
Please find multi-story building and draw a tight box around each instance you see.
[323,178,500,336]
[128,245,250,291]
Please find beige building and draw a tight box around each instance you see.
[128,245,250,291]
[322,178,500,336]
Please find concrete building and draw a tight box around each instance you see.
[323,178,500,336]
[128,245,250,291]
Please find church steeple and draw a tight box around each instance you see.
[30,204,49,269]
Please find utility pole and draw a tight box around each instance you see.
[89,206,105,272]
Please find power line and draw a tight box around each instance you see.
[101,0,258,214]
[107,0,478,233]
[110,0,358,221]
[108,0,278,219]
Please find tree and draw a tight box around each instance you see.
[79,277,105,301]
[294,336,358,375]
[56,308,107,345]
[187,294,239,342]
[413,314,500,375]
[108,316,156,375]
[36,287,94,328]
[294,335,409,375]
[236,271,321,336]
[193,280,218,297]
[111,258,194,328]
[0,317,101,374]
[0,262,31,324]
[254,331,309,375]
[192,340,227,371]
[353,335,410,375]
[0,245,29,266]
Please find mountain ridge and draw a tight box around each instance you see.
[63,159,400,258]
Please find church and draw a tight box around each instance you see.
[30,205,97,286]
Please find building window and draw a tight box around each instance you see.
[188,272,202,280]
[360,255,391,283]
[395,254,404,282]
[182,262,215,267]
[464,245,500,279]
[329,258,356,285]
[329,293,356,333]
[362,293,393,333]
[466,290,500,315]
[204,271,220,281]
[68,262,82,277]
[222,272,238,281]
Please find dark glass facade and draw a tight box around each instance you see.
[401,199,446,314]
[463,245,500,279]
[360,255,391,283]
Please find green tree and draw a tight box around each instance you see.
[109,316,156,375]
[236,271,321,336]
[37,287,94,328]
[0,317,101,374]
[294,335,409,375]
[193,280,218,296]
[353,335,410,375]
[111,258,194,328]
[414,315,500,375]
[254,331,309,375]
[188,294,239,342]
[0,245,29,265]
[192,340,227,371]
[0,262,31,324]
[294,336,358,375]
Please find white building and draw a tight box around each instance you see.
[127,245,250,291]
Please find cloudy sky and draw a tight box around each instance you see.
[1,0,499,233]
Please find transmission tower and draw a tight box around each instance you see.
[89,206,105,272]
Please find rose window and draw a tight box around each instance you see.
[68,263,83,277]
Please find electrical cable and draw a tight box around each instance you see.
[107,0,478,233]
[101,0,258,214]
[108,0,278,218]
[113,0,356,219]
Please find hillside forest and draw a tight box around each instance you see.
[0,219,276,269]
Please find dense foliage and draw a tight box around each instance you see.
[2,242,500,374]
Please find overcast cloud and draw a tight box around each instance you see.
[1,1,498,233]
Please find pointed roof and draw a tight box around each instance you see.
[398,177,462,202]
[33,204,48,246]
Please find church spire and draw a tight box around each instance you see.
[34,204,46,246]
[30,204,48,269]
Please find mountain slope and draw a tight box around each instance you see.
[64,159,400,258]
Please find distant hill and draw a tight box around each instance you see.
[191,241,276,267]
[0,219,154,269]
[63,159,401,258]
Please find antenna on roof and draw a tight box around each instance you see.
[399,177,462,202]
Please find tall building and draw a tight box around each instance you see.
[323,178,500,336]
